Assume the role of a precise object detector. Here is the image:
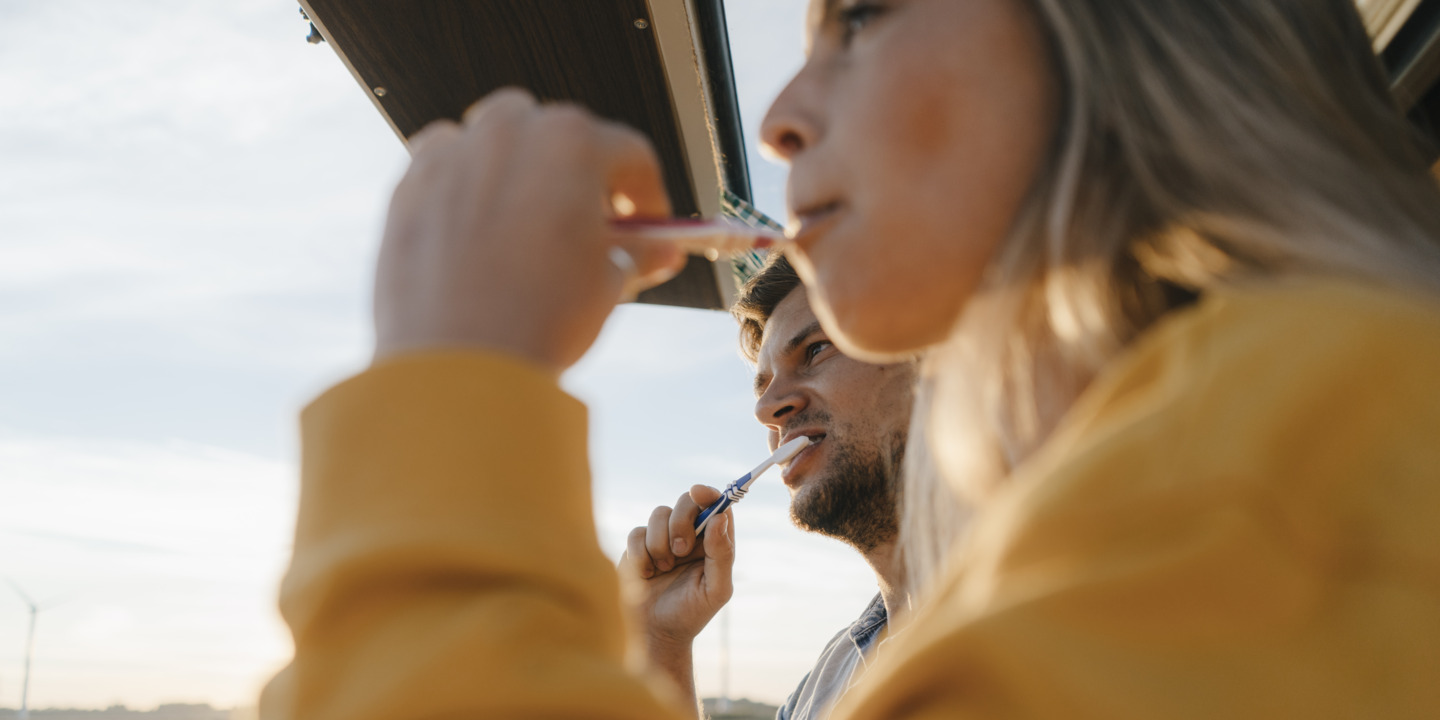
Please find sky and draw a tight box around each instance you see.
[0,0,890,710]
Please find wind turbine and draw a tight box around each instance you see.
[7,580,48,720]
[718,606,731,714]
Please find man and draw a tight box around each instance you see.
[620,254,916,720]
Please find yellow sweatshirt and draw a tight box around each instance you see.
[261,279,1440,719]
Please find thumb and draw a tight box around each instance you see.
[615,238,687,293]
[701,510,736,605]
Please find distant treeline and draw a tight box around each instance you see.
[702,697,780,720]
[0,704,241,720]
[1,699,766,720]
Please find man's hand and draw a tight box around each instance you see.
[619,485,735,710]
[373,88,687,373]
[622,485,736,643]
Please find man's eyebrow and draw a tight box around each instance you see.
[753,320,825,397]
[784,321,825,357]
[753,371,770,397]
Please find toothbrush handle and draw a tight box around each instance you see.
[694,472,753,534]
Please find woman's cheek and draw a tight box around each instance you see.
[789,249,865,360]
[889,76,954,166]
[835,261,942,359]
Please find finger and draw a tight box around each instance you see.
[608,247,642,304]
[669,492,698,558]
[614,238,686,293]
[405,118,462,158]
[593,119,671,219]
[459,89,539,169]
[646,505,676,572]
[624,526,654,580]
[690,484,723,507]
[701,510,736,604]
[670,485,719,557]
[590,123,680,298]
[461,86,537,127]
[388,120,460,233]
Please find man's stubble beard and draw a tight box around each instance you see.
[789,425,905,553]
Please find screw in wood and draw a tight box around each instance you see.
[634,18,649,29]
[373,87,388,97]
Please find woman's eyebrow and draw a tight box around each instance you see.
[808,0,844,38]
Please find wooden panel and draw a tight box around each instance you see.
[303,0,724,309]
[691,0,752,202]
[1383,0,1440,163]
[1384,0,1440,107]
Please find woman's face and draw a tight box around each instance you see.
[761,0,1059,361]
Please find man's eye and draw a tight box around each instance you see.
[838,2,885,44]
[805,341,831,362]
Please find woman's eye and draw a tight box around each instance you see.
[838,3,885,44]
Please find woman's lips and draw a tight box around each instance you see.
[789,202,843,249]
[781,435,825,486]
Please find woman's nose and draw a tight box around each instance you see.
[760,74,818,164]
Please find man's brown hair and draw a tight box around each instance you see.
[731,253,803,363]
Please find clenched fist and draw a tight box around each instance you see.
[374,88,687,373]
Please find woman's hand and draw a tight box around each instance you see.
[373,88,687,374]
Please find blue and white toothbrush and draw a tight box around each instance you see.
[693,436,812,534]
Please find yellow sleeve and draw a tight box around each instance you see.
[833,282,1440,719]
[259,352,686,720]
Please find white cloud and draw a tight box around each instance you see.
[0,432,297,710]
[0,2,353,148]
[0,0,871,709]
[0,1,403,376]
[724,0,810,218]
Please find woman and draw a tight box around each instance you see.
[262,1,1440,718]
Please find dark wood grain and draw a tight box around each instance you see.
[305,0,724,309]
[1383,0,1440,164]
[692,0,752,202]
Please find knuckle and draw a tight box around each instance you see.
[609,125,658,164]
[417,117,460,135]
[461,88,536,132]
[545,102,593,126]
[489,86,536,106]
[539,104,596,142]
[597,116,645,143]
[409,120,459,155]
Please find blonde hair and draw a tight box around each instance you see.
[902,0,1440,594]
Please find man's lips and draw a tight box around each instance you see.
[780,432,826,484]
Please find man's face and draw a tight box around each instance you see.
[752,286,915,551]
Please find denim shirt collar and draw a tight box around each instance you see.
[848,592,889,655]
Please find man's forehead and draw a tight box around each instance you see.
[758,288,818,359]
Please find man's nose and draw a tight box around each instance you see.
[754,379,808,430]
